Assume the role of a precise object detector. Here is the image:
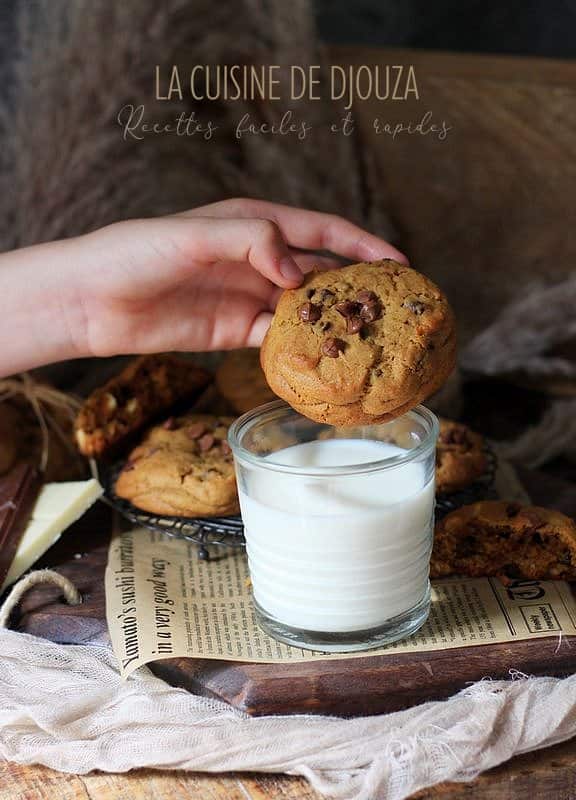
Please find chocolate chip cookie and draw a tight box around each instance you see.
[260,260,456,426]
[114,414,238,517]
[216,349,276,414]
[431,500,576,581]
[436,419,486,494]
[75,354,212,458]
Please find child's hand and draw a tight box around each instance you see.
[0,198,406,376]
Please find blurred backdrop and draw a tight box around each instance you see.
[315,0,576,57]
[2,1,576,61]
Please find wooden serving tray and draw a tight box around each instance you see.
[12,468,576,717]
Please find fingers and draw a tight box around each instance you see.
[292,252,343,273]
[180,198,408,265]
[181,216,303,288]
[94,216,304,291]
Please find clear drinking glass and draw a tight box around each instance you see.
[228,401,438,652]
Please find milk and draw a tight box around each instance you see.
[238,439,434,633]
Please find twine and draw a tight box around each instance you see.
[0,373,80,471]
[0,569,82,629]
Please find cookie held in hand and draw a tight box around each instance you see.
[114,413,238,517]
[260,260,456,426]
[435,419,487,494]
[431,500,576,581]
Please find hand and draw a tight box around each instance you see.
[0,198,406,376]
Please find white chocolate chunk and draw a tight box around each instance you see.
[1,479,103,591]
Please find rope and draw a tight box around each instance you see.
[0,569,82,629]
[0,373,80,472]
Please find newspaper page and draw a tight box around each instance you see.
[105,527,576,678]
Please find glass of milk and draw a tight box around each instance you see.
[228,401,438,652]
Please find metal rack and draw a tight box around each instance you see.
[101,461,245,560]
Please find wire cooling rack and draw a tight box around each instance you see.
[99,460,245,560]
[98,444,497,558]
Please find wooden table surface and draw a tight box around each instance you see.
[4,45,576,799]
[3,737,576,800]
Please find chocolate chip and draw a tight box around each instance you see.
[356,290,378,304]
[198,433,215,452]
[403,299,427,315]
[359,300,382,323]
[335,300,361,318]
[321,337,345,358]
[299,302,322,323]
[505,502,522,518]
[321,321,332,332]
[162,417,177,430]
[456,535,477,557]
[306,288,315,299]
[186,422,206,439]
[346,315,364,335]
[440,426,469,447]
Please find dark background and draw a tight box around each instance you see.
[315,0,576,58]
[1,1,575,61]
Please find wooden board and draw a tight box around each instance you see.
[11,464,576,718]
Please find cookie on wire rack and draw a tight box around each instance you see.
[106,455,244,559]
[435,418,487,495]
[114,413,239,517]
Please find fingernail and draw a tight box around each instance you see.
[279,256,303,285]
[394,250,410,266]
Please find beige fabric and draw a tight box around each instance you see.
[462,278,576,467]
[0,627,575,800]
